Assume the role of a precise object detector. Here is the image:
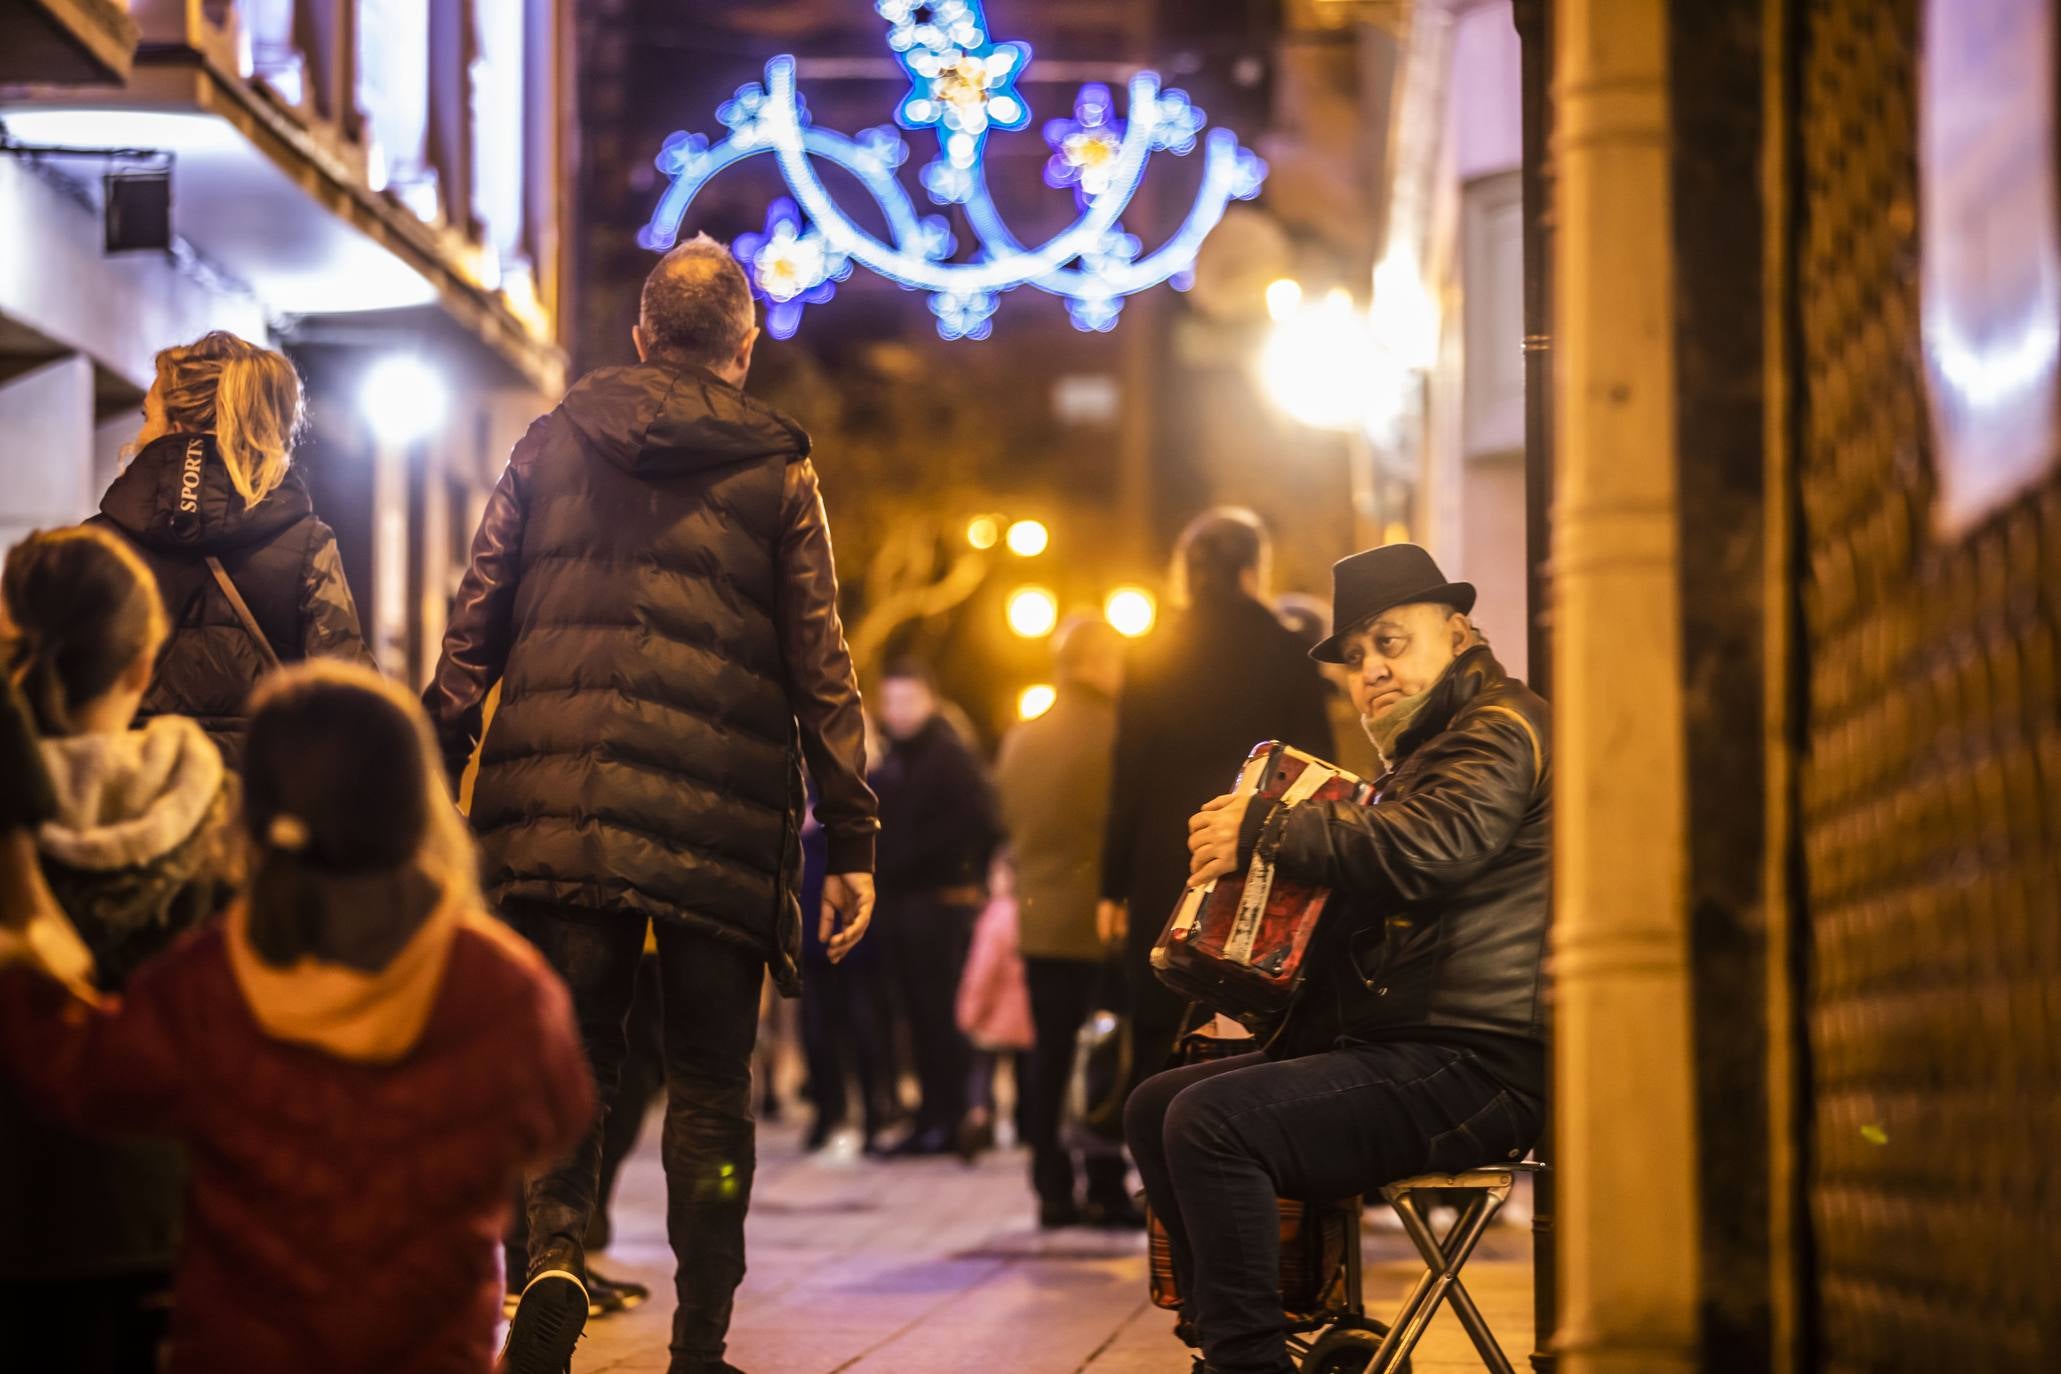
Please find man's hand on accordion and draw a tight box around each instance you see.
[1187,792,1258,887]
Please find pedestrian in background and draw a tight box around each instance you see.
[798,777,890,1152]
[1098,509,1332,1100]
[994,615,1141,1228]
[871,658,1004,1158]
[955,855,1035,1158]
[425,235,878,1374]
[0,528,240,1374]
[0,661,594,1374]
[91,331,370,770]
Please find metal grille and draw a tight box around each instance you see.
[1797,1,2061,1367]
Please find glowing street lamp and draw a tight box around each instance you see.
[1104,585,1157,638]
[1259,285,1397,433]
[1005,519,1050,557]
[1018,683,1057,720]
[1006,585,1059,638]
[967,514,1003,550]
[1258,265,1438,549]
[360,355,448,447]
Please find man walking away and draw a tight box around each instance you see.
[425,234,878,1374]
[870,659,1004,1157]
[994,616,1142,1228]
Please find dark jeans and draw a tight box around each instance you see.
[799,947,888,1136]
[1125,1043,1541,1374]
[505,903,762,1368]
[1024,956,1131,1209]
[506,953,664,1275]
[874,893,978,1133]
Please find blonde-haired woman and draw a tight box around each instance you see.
[92,331,370,770]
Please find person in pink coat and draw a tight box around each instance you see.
[955,858,1034,1156]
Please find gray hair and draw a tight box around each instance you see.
[640,234,756,369]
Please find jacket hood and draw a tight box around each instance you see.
[99,433,313,555]
[559,362,810,478]
[37,716,226,871]
[225,887,490,1064]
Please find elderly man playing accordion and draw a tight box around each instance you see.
[1126,544,1551,1374]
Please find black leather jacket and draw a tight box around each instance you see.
[1241,645,1550,1055]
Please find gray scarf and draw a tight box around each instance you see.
[1360,686,1439,770]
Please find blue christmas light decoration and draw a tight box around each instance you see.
[639,0,1267,340]
[1043,83,1123,208]
[732,198,853,340]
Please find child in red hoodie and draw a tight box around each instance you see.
[1,660,594,1374]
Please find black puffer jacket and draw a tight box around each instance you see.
[94,433,370,771]
[1245,645,1551,1054]
[424,362,878,991]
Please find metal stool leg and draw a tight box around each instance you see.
[1365,1188,1508,1374]
[1392,1192,1516,1374]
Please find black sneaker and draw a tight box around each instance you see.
[499,1266,588,1374]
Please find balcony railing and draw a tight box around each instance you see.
[119,0,564,382]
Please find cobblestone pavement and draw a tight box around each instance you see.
[565,1123,1536,1373]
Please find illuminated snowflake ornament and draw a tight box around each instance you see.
[640,0,1267,340]
[931,289,1001,342]
[732,199,852,340]
[1044,83,1126,205]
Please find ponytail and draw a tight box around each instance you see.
[241,661,481,969]
[1,528,166,735]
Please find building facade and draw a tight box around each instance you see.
[1535,0,2061,1370]
[1,0,573,686]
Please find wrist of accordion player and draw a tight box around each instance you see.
[1236,796,1293,873]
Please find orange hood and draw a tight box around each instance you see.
[224,892,485,1064]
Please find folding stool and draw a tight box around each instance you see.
[1299,1163,1539,1374]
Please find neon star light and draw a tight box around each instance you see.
[638,0,1267,340]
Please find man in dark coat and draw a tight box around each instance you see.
[870,659,1004,1156]
[1098,508,1333,1093]
[425,234,878,1374]
[1129,544,1550,1374]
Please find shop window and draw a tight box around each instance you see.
[237,0,304,105]
[357,0,438,219]
[471,0,527,288]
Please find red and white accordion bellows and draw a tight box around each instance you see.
[1150,741,1374,1023]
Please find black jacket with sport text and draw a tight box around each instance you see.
[94,433,370,772]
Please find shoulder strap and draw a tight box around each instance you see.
[205,556,283,671]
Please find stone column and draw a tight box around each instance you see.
[1549,2,1701,1370]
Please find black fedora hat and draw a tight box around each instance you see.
[1309,544,1475,663]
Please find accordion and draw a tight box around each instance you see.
[1150,741,1373,1023]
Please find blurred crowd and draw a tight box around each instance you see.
[775,506,1365,1238]
[0,253,1384,1374]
